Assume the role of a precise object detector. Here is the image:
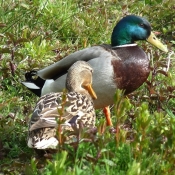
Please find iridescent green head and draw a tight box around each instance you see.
[111,15,168,52]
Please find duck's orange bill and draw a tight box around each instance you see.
[84,84,97,100]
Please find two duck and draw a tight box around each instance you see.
[26,15,168,149]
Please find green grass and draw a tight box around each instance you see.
[0,0,175,174]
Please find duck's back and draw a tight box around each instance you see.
[28,92,96,149]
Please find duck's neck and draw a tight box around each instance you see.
[112,43,137,49]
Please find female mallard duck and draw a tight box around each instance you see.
[23,15,168,126]
[27,61,97,149]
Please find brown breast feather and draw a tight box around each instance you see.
[110,46,150,95]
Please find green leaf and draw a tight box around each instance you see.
[15,38,29,45]
[5,32,16,43]
[0,48,11,54]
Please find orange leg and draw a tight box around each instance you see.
[103,106,113,126]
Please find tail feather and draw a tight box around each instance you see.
[22,70,45,96]
[28,137,58,149]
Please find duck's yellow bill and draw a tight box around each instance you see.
[146,32,168,53]
[84,84,97,100]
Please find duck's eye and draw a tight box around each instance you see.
[139,23,145,28]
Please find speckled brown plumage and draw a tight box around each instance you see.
[28,92,96,149]
[27,61,96,149]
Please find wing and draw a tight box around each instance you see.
[29,92,69,130]
[37,45,112,80]
[29,92,95,132]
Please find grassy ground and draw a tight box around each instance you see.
[0,0,175,174]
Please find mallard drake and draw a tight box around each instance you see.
[27,61,97,149]
[23,15,168,126]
